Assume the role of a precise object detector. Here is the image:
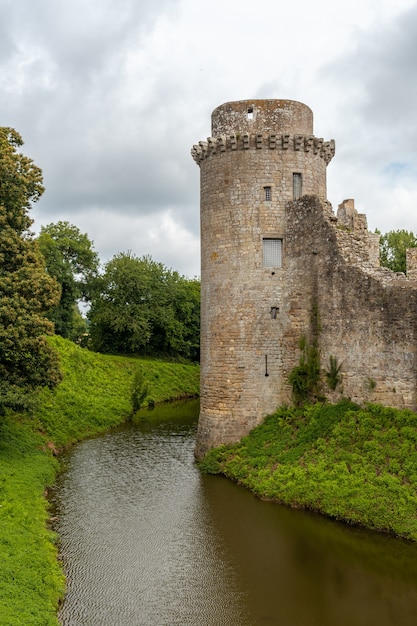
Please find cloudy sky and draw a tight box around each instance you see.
[1,0,417,277]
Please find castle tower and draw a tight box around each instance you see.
[192,100,335,458]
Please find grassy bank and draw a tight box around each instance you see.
[200,400,417,541]
[0,336,199,625]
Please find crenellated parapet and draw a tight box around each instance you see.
[191,133,335,165]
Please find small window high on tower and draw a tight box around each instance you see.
[247,107,254,120]
[264,186,272,201]
[293,173,302,200]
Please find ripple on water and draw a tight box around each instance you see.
[54,412,251,626]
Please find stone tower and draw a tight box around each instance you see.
[192,99,335,457]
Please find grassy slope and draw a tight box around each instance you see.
[0,336,199,626]
[200,400,417,541]
[36,336,199,448]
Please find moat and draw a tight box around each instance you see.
[52,400,417,625]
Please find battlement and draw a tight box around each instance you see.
[191,133,335,165]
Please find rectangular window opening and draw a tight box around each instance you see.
[263,238,282,268]
[293,173,302,200]
[264,186,271,201]
[247,107,254,120]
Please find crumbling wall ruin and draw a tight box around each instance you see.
[284,196,417,409]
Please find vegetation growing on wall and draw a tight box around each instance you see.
[325,355,343,391]
[288,296,322,405]
[288,335,321,405]
[289,294,345,401]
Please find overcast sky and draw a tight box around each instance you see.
[1,0,417,277]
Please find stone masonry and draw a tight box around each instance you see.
[192,99,417,458]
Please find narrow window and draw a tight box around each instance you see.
[263,238,282,267]
[270,306,279,319]
[293,173,302,200]
[264,186,271,201]
[247,107,254,120]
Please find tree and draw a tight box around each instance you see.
[0,128,62,413]
[88,252,200,360]
[378,229,417,274]
[37,221,99,340]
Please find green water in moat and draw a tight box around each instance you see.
[52,400,417,625]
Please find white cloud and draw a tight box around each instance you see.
[33,206,200,278]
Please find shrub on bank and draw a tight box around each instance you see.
[199,400,417,541]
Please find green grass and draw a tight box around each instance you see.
[0,416,64,626]
[0,336,199,625]
[36,336,199,448]
[199,400,417,541]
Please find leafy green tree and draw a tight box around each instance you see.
[378,229,417,273]
[151,273,200,359]
[37,221,99,340]
[88,252,200,360]
[0,128,62,413]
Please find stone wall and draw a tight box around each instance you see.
[285,196,417,410]
[407,248,417,281]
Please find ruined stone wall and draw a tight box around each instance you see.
[407,249,417,281]
[285,196,417,409]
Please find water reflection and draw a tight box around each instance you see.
[53,400,417,625]
[54,401,250,625]
[201,474,417,625]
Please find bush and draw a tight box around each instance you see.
[131,367,149,412]
[199,400,417,541]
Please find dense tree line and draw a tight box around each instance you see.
[36,229,200,360]
[36,229,201,360]
[87,253,200,361]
